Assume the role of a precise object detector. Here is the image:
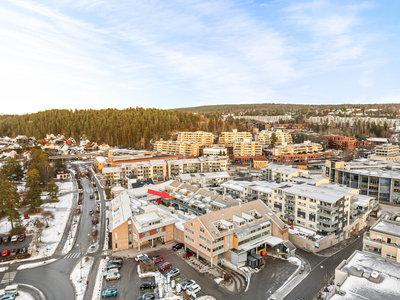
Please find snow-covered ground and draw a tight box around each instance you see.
[71,256,94,300]
[91,258,107,300]
[0,181,75,262]
[62,214,81,255]
[289,226,324,242]
[17,258,57,271]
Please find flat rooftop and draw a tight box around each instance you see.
[371,219,400,238]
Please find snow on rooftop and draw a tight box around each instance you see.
[372,219,400,238]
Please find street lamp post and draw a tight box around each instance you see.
[321,265,329,299]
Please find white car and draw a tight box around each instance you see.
[105,272,121,281]
[10,235,18,242]
[187,284,201,295]
[103,268,119,277]
[181,280,196,290]
[135,254,148,262]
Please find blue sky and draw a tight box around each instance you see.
[0,0,399,114]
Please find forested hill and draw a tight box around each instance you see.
[0,108,202,149]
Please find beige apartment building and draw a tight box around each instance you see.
[272,141,323,156]
[153,140,201,157]
[257,130,293,146]
[219,129,252,146]
[363,219,400,263]
[368,143,400,162]
[233,140,262,157]
[167,156,229,178]
[177,131,213,145]
[183,200,293,267]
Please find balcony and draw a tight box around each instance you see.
[284,214,294,220]
[318,205,339,212]
[213,239,224,248]
[213,247,225,256]
[351,209,358,216]
[318,211,339,218]
[357,207,370,214]
[363,234,383,249]
[285,194,295,201]
[286,202,295,207]
[170,199,205,215]
[317,224,338,232]
[371,200,379,211]
[317,217,339,225]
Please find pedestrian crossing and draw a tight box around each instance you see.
[64,252,81,259]
[1,271,17,284]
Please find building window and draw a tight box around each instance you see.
[199,235,207,242]
[185,228,194,235]
[185,235,194,243]
[200,228,204,233]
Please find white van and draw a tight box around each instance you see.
[4,284,18,295]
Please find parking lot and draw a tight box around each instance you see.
[0,235,32,261]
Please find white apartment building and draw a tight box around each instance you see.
[368,143,400,162]
[177,131,214,145]
[233,140,262,157]
[218,129,252,146]
[308,115,400,127]
[273,141,323,156]
[257,130,293,146]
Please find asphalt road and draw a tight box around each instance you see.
[284,237,363,300]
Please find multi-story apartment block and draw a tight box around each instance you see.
[102,167,123,186]
[177,131,213,145]
[218,129,252,146]
[253,156,269,169]
[308,115,400,127]
[221,179,376,241]
[122,160,167,183]
[363,219,400,263]
[233,140,262,163]
[324,159,400,204]
[260,164,310,182]
[183,200,294,267]
[167,156,229,178]
[322,135,358,152]
[257,130,293,146]
[153,140,200,157]
[177,172,230,187]
[368,143,400,162]
[272,141,333,164]
[203,146,227,156]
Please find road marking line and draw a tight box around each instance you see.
[1,271,17,284]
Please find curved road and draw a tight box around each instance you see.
[0,170,107,300]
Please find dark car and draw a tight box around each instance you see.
[159,262,172,271]
[20,248,28,254]
[151,255,164,263]
[109,258,123,265]
[139,281,156,290]
[10,248,20,256]
[181,280,196,290]
[3,236,10,244]
[183,250,194,258]
[18,234,26,242]
[0,237,3,245]
[172,243,184,251]
[106,263,121,270]
[166,268,180,278]
[137,292,155,300]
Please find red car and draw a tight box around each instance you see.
[2,250,10,257]
[92,218,99,225]
[151,255,164,263]
[183,250,194,258]
[18,234,26,242]
[159,262,172,271]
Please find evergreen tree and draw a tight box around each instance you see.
[47,180,59,202]
[0,178,21,229]
[25,168,43,211]
[270,132,278,148]
[2,157,24,181]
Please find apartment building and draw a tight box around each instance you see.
[322,135,358,152]
[253,156,269,169]
[221,180,376,242]
[177,172,230,187]
[167,156,229,178]
[233,140,262,163]
[183,200,294,268]
[106,153,178,167]
[324,159,400,204]
[109,191,177,251]
[203,147,227,156]
[218,129,252,146]
[234,115,293,123]
[308,115,400,127]
[257,130,293,146]
[153,140,201,157]
[260,164,310,182]
[272,141,333,164]
[331,250,400,300]
[368,143,400,162]
[363,219,400,263]
[102,167,123,186]
[177,131,214,145]
[122,160,167,183]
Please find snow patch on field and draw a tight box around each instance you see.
[71,256,94,300]
[17,258,57,270]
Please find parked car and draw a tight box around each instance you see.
[101,288,117,298]
[89,209,94,215]
[135,254,148,262]
[96,204,100,213]
[151,255,164,263]
[181,280,196,290]
[109,258,123,265]
[0,294,16,300]
[166,268,180,278]
[3,236,10,244]
[105,273,121,281]
[106,264,121,270]
[10,248,20,256]
[172,243,184,251]
[1,250,10,257]
[92,218,99,225]
[10,235,18,242]
[18,234,26,242]
[103,269,119,277]
[159,262,172,271]
[139,281,156,290]
[137,292,155,300]
[0,237,3,245]
[19,248,27,254]
[187,284,201,295]
[90,194,94,199]
[183,250,194,258]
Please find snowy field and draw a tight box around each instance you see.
[0,181,75,261]
[71,256,94,300]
